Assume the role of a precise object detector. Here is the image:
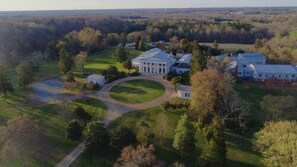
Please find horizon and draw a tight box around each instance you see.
[1,6,297,13]
[1,0,297,12]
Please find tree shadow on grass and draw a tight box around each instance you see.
[228,159,260,167]
[110,85,148,95]
[225,132,256,154]
[128,79,165,90]
[74,98,107,109]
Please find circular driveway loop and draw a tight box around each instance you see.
[98,76,175,124]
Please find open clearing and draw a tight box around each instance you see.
[201,43,252,52]
[84,48,143,74]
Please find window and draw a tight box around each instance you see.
[159,64,162,66]
[148,63,150,65]
[259,74,262,77]
[163,64,165,66]
[279,74,281,77]
[292,75,296,77]
[163,68,165,74]
[152,63,154,65]
[143,62,146,65]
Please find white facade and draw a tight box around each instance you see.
[236,53,266,78]
[177,85,191,99]
[87,75,105,86]
[250,64,297,82]
[132,48,175,75]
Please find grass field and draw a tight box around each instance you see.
[0,95,107,167]
[201,43,252,52]
[72,83,283,167]
[0,48,140,166]
[109,79,165,104]
[84,48,143,74]
[72,97,107,121]
[0,101,79,167]
[71,103,263,167]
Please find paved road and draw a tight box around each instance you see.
[31,77,79,102]
[55,76,175,167]
[55,143,85,167]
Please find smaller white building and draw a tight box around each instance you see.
[171,54,192,74]
[177,85,191,99]
[87,75,105,86]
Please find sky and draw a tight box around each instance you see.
[0,0,297,11]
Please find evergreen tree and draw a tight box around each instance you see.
[65,120,82,141]
[122,59,132,75]
[111,125,137,150]
[0,66,14,95]
[173,114,195,157]
[73,106,92,126]
[138,39,145,51]
[212,40,219,50]
[135,36,141,50]
[254,38,264,50]
[113,46,127,63]
[85,121,109,153]
[190,40,207,75]
[16,62,34,88]
[201,118,227,167]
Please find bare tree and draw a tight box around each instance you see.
[0,114,42,166]
[114,144,164,167]
[54,95,74,120]
[219,91,250,132]
[74,51,88,75]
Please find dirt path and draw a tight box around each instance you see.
[55,76,175,167]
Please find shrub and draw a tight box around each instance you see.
[162,100,190,114]
[65,120,82,141]
[86,83,102,91]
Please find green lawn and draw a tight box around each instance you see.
[0,95,107,167]
[71,105,263,167]
[84,48,143,74]
[109,79,165,104]
[72,97,107,121]
[0,102,79,167]
[235,83,283,128]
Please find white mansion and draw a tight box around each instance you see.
[132,48,176,75]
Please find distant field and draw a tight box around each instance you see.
[201,43,252,52]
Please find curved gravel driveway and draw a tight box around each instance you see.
[56,76,175,167]
[98,76,175,124]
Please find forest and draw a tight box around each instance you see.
[1,7,297,68]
